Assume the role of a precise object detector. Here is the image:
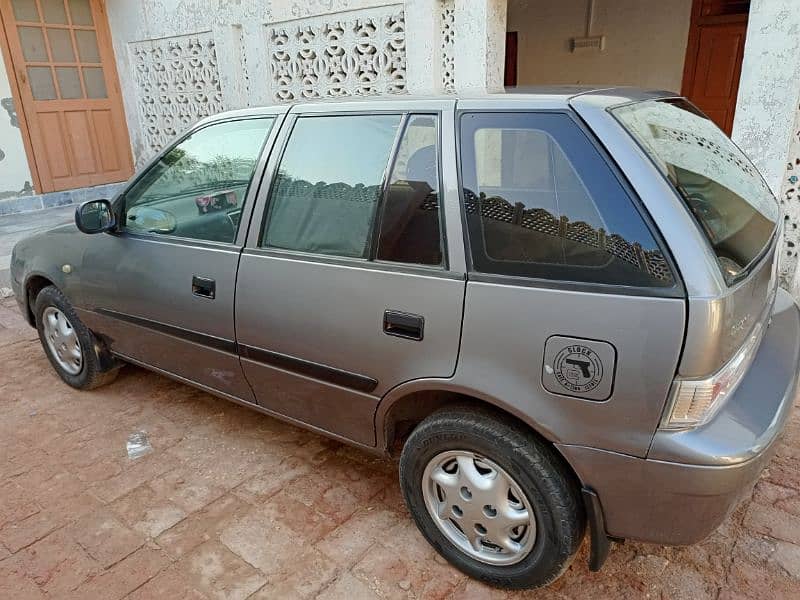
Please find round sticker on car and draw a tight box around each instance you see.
[553,344,604,394]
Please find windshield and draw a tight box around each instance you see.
[612,99,779,285]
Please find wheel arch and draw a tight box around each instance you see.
[23,273,55,326]
[376,379,562,459]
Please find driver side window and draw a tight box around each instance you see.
[122,117,274,243]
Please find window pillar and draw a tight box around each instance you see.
[453,0,507,93]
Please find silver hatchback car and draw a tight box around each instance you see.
[10,88,799,589]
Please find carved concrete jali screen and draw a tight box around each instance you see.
[130,32,225,158]
[267,6,407,102]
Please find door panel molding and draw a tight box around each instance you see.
[239,344,379,394]
[93,308,238,354]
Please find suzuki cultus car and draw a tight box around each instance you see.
[11,88,799,589]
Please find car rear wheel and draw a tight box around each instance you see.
[34,285,119,390]
[399,406,585,589]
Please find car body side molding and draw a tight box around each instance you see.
[238,344,379,394]
[93,308,379,394]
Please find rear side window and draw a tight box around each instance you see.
[262,113,445,268]
[459,112,674,288]
[262,114,402,258]
[376,115,443,266]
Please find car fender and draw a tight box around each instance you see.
[374,376,558,451]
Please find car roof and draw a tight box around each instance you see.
[198,86,677,123]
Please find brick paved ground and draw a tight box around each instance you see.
[1,295,799,599]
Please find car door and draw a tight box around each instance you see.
[235,102,465,446]
[75,111,284,401]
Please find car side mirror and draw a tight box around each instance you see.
[75,199,116,234]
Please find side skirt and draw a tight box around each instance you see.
[112,351,384,456]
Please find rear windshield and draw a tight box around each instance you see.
[612,99,779,285]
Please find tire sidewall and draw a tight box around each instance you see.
[34,286,96,389]
[400,414,582,588]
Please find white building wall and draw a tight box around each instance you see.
[507,0,693,92]
[731,0,800,289]
[0,56,34,201]
[102,0,800,293]
[105,0,415,165]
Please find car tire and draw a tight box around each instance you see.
[34,285,119,390]
[399,405,585,589]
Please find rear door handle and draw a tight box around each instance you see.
[383,310,424,341]
[192,276,216,299]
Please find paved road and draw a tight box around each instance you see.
[0,206,74,290]
[0,295,799,598]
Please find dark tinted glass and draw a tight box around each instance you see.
[613,99,778,285]
[377,115,443,266]
[124,118,273,243]
[460,112,674,287]
[263,114,402,258]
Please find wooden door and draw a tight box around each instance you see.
[504,31,518,88]
[0,0,133,192]
[681,0,749,135]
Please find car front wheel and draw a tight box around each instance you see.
[34,285,119,390]
[399,406,585,589]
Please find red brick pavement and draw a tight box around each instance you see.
[0,295,799,599]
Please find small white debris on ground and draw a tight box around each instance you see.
[126,430,153,459]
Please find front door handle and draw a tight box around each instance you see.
[192,276,216,299]
[383,310,424,341]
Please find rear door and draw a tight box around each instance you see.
[235,101,465,446]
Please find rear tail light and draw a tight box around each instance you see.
[662,321,764,429]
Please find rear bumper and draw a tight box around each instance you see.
[558,288,800,545]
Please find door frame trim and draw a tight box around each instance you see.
[0,6,42,192]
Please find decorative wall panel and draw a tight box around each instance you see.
[440,0,455,93]
[267,6,406,102]
[130,32,225,158]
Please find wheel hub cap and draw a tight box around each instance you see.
[421,450,536,566]
[42,307,83,375]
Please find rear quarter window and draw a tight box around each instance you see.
[459,112,675,289]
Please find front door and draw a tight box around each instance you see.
[235,106,465,446]
[75,114,281,401]
[681,0,749,134]
[0,0,133,191]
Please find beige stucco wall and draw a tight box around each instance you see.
[507,0,693,92]
[0,56,33,201]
